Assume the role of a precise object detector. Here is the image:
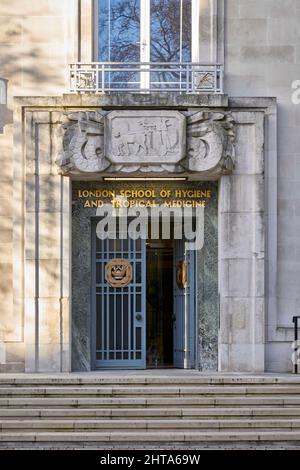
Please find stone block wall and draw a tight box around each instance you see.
[0,0,77,371]
[226,0,300,371]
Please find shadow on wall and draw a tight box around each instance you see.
[0,15,67,352]
[0,21,67,98]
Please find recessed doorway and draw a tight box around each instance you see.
[146,238,174,368]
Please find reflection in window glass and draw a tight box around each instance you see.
[98,0,140,62]
[150,0,191,89]
[150,0,191,62]
[98,0,140,89]
[97,0,192,90]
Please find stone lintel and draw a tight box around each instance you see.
[13,93,229,110]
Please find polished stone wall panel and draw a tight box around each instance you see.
[72,180,218,371]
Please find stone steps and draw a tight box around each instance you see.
[0,375,300,444]
[1,430,300,443]
[1,376,300,386]
[1,406,300,419]
[0,385,300,396]
[1,418,300,432]
[1,396,300,408]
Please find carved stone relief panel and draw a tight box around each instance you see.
[57,109,235,178]
[105,110,186,173]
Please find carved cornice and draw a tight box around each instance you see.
[56,109,235,178]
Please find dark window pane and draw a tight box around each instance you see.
[115,238,121,252]
[136,237,141,251]
[109,238,115,252]
[123,294,128,349]
[116,294,122,349]
[96,262,102,283]
[136,326,141,349]
[109,295,114,349]
[136,294,141,312]
[123,238,128,252]
[135,263,141,283]
[96,295,102,350]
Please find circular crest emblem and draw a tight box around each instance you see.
[105,258,133,288]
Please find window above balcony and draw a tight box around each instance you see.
[97,0,192,64]
[69,0,224,94]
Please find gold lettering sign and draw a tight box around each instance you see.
[105,259,133,288]
[77,186,212,209]
[176,260,187,289]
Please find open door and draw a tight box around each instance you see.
[173,239,196,368]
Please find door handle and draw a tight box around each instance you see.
[136,313,142,321]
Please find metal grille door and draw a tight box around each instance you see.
[93,226,146,369]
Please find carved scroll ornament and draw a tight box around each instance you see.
[185,111,235,177]
[56,111,110,174]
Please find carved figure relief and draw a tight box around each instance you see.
[105,110,186,172]
[105,259,133,288]
[113,119,176,157]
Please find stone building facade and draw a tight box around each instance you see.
[0,0,299,373]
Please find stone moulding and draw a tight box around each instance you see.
[56,109,236,178]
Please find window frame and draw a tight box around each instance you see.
[93,0,198,64]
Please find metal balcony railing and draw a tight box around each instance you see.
[69,62,224,94]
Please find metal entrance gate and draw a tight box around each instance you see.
[92,223,146,369]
